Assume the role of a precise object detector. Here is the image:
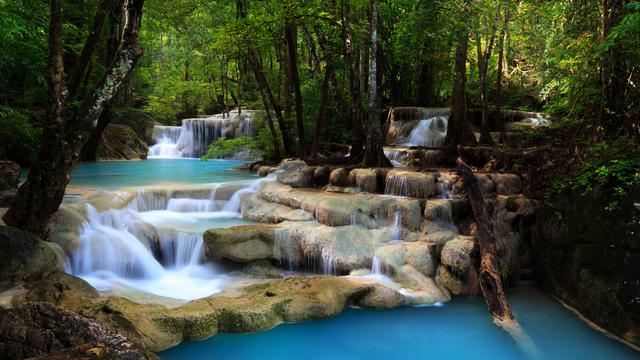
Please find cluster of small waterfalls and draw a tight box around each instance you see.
[148,110,255,158]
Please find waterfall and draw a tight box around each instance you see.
[384,175,408,197]
[404,116,448,147]
[70,178,277,300]
[371,255,384,275]
[390,206,403,243]
[384,148,408,167]
[148,110,256,159]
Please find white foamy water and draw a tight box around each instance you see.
[71,174,278,301]
[148,110,255,159]
[404,116,448,147]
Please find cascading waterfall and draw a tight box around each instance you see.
[71,175,277,300]
[404,116,448,147]
[148,110,256,159]
[384,148,408,167]
[384,176,408,197]
[390,206,403,243]
[371,255,384,275]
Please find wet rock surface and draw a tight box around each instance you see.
[0,161,20,191]
[0,302,150,360]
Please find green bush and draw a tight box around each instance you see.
[549,137,640,212]
[0,106,40,166]
[202,136,259,160]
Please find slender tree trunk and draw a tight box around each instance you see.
[285,24,306,157]
[476,34,494,145]
[4,0,145,236]
[600,0,627,136]
[341,0,364,160]
[444,30,477,147]
[495,8,509,142]
[68,0,115,98]
[302,25,320,75]
[310,56,332,158]
[362,0,390,167]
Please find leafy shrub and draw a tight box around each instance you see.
[202,136,259,160]
[549,137,640,211]
[0,106,40,166]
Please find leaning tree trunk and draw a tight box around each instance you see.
[3,0,145,236]
[457,158,514,321]
[362,0,390,167]
[444,31,477,147]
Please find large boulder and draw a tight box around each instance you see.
[436,236,479,295]
[384,170,438,199]
[112,109,158,144]
[204,224,277,262]
[0,302,149,360]
[0,227,60,285]
[47,205,86,253]
[97,124,148,160]
[0,161,20,191]
[277,166,316,188]
[241,194,313,223]
[375,242,437,277]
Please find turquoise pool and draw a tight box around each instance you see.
[159,287,639,360]
[22,159,256,189]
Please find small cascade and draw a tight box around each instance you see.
[390,206,403,243]
[167,198,216,212]
[70,179,271,300]
[148,110,257,159]
[384,175,408,197]
[223,172,279,213]
[404,116,448,147]
[384,149,408,167]
[321,246,339,276]
[274,229,295,271]
[371,255,384,276]
[438,178,452,199]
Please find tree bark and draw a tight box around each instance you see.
[3,0,145,236]
[67,0,115,99]
[444,31,477,147]
[285,23,306,157]
[599,0,627,136]
[475,32,495,145]
[456,158,514,322]
[302,25,320,75]
[362,0,390,167]
[495,8,509,142]
[341,0,364,160]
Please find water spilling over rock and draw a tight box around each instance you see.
[148,110,256,158]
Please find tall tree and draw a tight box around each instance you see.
[444,22,477,146]
[285,23,306,157]
[3,0,145,236]
[474,6,499,145]
[362,0,390,167]
[495,6,510,141]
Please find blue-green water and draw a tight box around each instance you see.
[159,287,639,360]
[22,159,256,189]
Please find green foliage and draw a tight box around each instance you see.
[202,136,259,160]
[549,138,640,212]
[0,106,40,166]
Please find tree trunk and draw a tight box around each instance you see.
[444,32,477,146]
[476,34,494,145]
[495,8,509,142]
[3,0,145,236]
[310,56,332,158]
[68,0,115,98]
[600,0,627,136]
[362,0,390,167]
[341,0,364,161]
[302,25,320,75]
[285,23,306,158]
[457,158,514,322]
